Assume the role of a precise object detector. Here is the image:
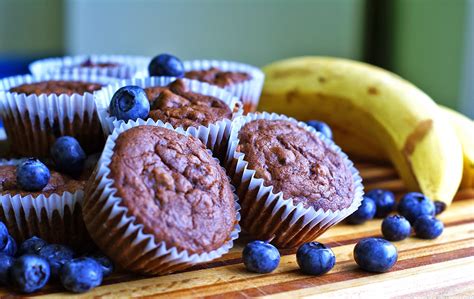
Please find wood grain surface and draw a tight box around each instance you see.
[1,162,473,298]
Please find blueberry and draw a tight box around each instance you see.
[381,215,411,241]
[354,238,398,273]
[365,189,396,218]
[109,85,150,122]
[296,242,335,275]
[346,196,376,224]
[0,222,9,250]
[16,158,50,192]
[10,254,50,293]
[38,244,75,278]
[398,192,435,223]
[0,254,14,285]
[148,54,184,77]
[242,241,280,273]
[434,201,446,215]
[414,215,444,239]
[85,252,114,277]
[306,120,333,139]
[18,236,48,256]
[51,136,86,176]
[60,257,103,293]
[0,236,17,256]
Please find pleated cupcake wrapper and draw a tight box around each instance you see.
[94,76,242,158]
[82,120,241,275]
[0,73,116,157]
[183,60,265,114]
[29,55,151,79]
[0,159,89,248]
[225,112,364,248]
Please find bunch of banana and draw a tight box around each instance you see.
[259,56,464,206]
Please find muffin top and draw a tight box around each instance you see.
[237,119,355,211]
[79,59,119,68]
[145,79,232,128]
[185,67,251,87]
[0,165,85,197]
[9,80,103,96]
[108,126,236,254]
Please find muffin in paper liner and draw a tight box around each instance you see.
[0,73,116,157]
[183,60,264,114]
[82,120,241,275]
[0,159,90,249]
[29,55,150,79]
[94,76,242,159]
[225,112,364,248]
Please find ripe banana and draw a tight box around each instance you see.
[440,106,474,189]
[259,56,463,205]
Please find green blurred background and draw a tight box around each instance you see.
[0,0,472,116]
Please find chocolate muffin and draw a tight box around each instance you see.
[29,55,150,79]
[0,75,108,157]
[9,80,102,96]
[82,125,239,275]
[144,79,232,129]
[183,60,265,114]
[226,113,362,248]
[0,165,85,197]
[237,119,354,211]
[185,67,252,88]
[0,161,90,248]
[107,125,236,254]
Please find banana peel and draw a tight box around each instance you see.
[440,106,474,189]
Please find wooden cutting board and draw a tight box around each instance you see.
[1,162,473,298]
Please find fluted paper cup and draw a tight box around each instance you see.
[225,112,364,248]
[183,60,264,114]
[94,77,242,158]
[0,73,116,157]
[82,120,241,275]
[0,159,90,248]
[29,55,150,79]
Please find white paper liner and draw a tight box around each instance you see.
[182,60,265,114]
[0,73,116,156]
[82,121,241,275]
[29,55,151,79]
[94,77,242,157]
[0,159,89,247]
[225,112,364,248]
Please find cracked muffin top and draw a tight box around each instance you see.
[0,165,85,197]
[9,80,103,96]
[144,79,232,128]
[108,125,236,254]
[185,67,251,87]
[237,119,355,211]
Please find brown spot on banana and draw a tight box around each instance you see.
[403,119,433,156]
[286,89,299,104]
[367,87,379,95]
